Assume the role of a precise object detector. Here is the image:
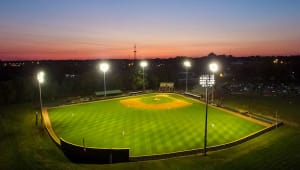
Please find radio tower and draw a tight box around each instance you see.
[133,44,136,60]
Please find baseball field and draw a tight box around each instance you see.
[48,93,266,156]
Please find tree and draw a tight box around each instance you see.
[128,66,143,90]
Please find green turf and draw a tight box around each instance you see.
[1,95,300,169]
[48,93,264,156]
[220,95,300,125]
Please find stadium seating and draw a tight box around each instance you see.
[95,90,122,96]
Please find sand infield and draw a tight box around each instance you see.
[120,94,191,109]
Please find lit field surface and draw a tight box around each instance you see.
[48,93,264,156]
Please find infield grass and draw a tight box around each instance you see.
[48,93,265,156]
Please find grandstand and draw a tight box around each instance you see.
[95,90,122,96]
[189,84,208,98]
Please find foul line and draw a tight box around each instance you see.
[179,93,270,127]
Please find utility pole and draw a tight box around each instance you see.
[133,44,137,61]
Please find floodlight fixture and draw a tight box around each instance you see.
[199,74,215,88]
[100,63,109,73]
[140,61,148,68]
[183,60,191,68]
[37,71,45,84]
[209,62,218,73]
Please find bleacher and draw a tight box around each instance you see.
[129,91,143,96]
[184,92,202,99]
[190,85,207,97]
[95,90,122,96]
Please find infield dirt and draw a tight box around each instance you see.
[120,94,191,109]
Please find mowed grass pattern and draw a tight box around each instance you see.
[48,93,264,156]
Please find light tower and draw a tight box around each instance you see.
[199,74,215,156]
[183,60,191,93]
[99,62,109,97]
[140,61,148,92]
[209,62,218,104]
[37,71,45,125]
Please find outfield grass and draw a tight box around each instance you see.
[48,93,264,156]
[0,95,299,169]
[221,95,300,125]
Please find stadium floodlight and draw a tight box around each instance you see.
[140,61,148,92]
[37,71,45,84]
[37,71,45,125]
[99,62,109,96]
[100,62,109,73]
[209,62,218,73]
[199,74,215,156]
[140,60,148,68]
[199,74,215,88]
[209,62,218,104]
[183,60,191,93]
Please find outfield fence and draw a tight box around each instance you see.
[60,138,129,164]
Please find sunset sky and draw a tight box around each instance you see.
[0,0,300,60]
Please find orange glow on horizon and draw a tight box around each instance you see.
[1,39,300,60]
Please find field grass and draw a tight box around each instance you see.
[0,95,299,169]
[221,95,300,126]
[48,93,264,156]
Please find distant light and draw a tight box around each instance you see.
[99,63,109,73]
[37,71,45,84]
[183,60,191,68]
[273,58,279,64]
[140,61,148,68]
[219,73,224,77]
[209,62,218,73]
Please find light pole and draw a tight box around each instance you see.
[140,61,148,92]
[209,62,218,104]
[200,74,215,156]
[37,71,45,125]
[183,60,191,93]
[99,62,109,97]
